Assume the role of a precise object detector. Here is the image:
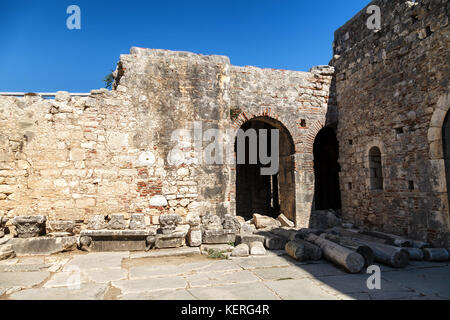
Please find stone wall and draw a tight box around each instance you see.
[0,48,335,230]
[331,0,450,247]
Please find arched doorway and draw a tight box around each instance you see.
[235,117,296,222]
[443,111,450,208]
[313,126,341,211]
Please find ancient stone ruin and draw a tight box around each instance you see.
[0,0,448,263]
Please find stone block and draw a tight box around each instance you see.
[231,244,249,257]
[240,223,256,235]
[235,234,265,247]
[48,220,75,234]
[129,214,146,230]
[108,214,126,230]
[149,195,168,207]
[186,213,201,227]
[9,236,77,255]
[252,214,281,229]
[87,215,107,230]
[187,228,202,247]
[159,214,182,234]
[201,213,223,231]
[155,234,185,249]
[12,216,47,238]
[202,229,236,244]
[249,241,266,256]
[222,214,241,232]
[277,213,295,228]
[79,229,157,252]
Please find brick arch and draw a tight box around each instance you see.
[231,108,297,145]
[304,120,325,156]
[428,93,450,160]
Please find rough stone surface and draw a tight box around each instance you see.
[9,237,77,255]
[240,223,256,235]
[0,217,8,238]
[252,214,281,230]
[202,229,236,244]
[128,214,146,230]
[249,241,266,256]
[231,244,249,257]
[87,215,107,230]
[222,214,241,233]
[159,214,182,235]
[309,210,341,230]
[154,228,188,249]
[277,213,295,228]
[80,229,156,251]
[108,214,126,230]
[235,234,265,247]
[12,216,46,238]
[0,244,15,260]
[186,213,201,228]
[201,213,223,231]
[187,228,202,247]
[48,221,75,234]
[256,231,287,250]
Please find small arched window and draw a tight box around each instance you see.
[369,147,383,190]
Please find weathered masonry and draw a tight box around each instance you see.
[0,48,336,231]
[332,0,449,248]
[0,0,448,250]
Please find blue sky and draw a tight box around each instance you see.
[0,0,369,92]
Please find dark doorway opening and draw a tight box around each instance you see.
[313,126,341,211]
[235,117,296,222]
[443,111,450,210]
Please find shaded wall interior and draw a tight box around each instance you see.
[443,111,450,211]
[313,126,341,211]
[235,117,295,222]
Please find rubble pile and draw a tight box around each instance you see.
[0,210,448,269]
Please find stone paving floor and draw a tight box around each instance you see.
[0,248,449,300]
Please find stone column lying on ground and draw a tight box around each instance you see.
[296,228,324,240]
[270,228,297,241]
[422,248,449,262]
[360,230,415,247]
[285,239,322,261]
[330,227,394,246]
[256,231,287,250]
[349,238,409,268]
[402,247,424,261]
[321,233,374,267]
[306,233,364,273]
